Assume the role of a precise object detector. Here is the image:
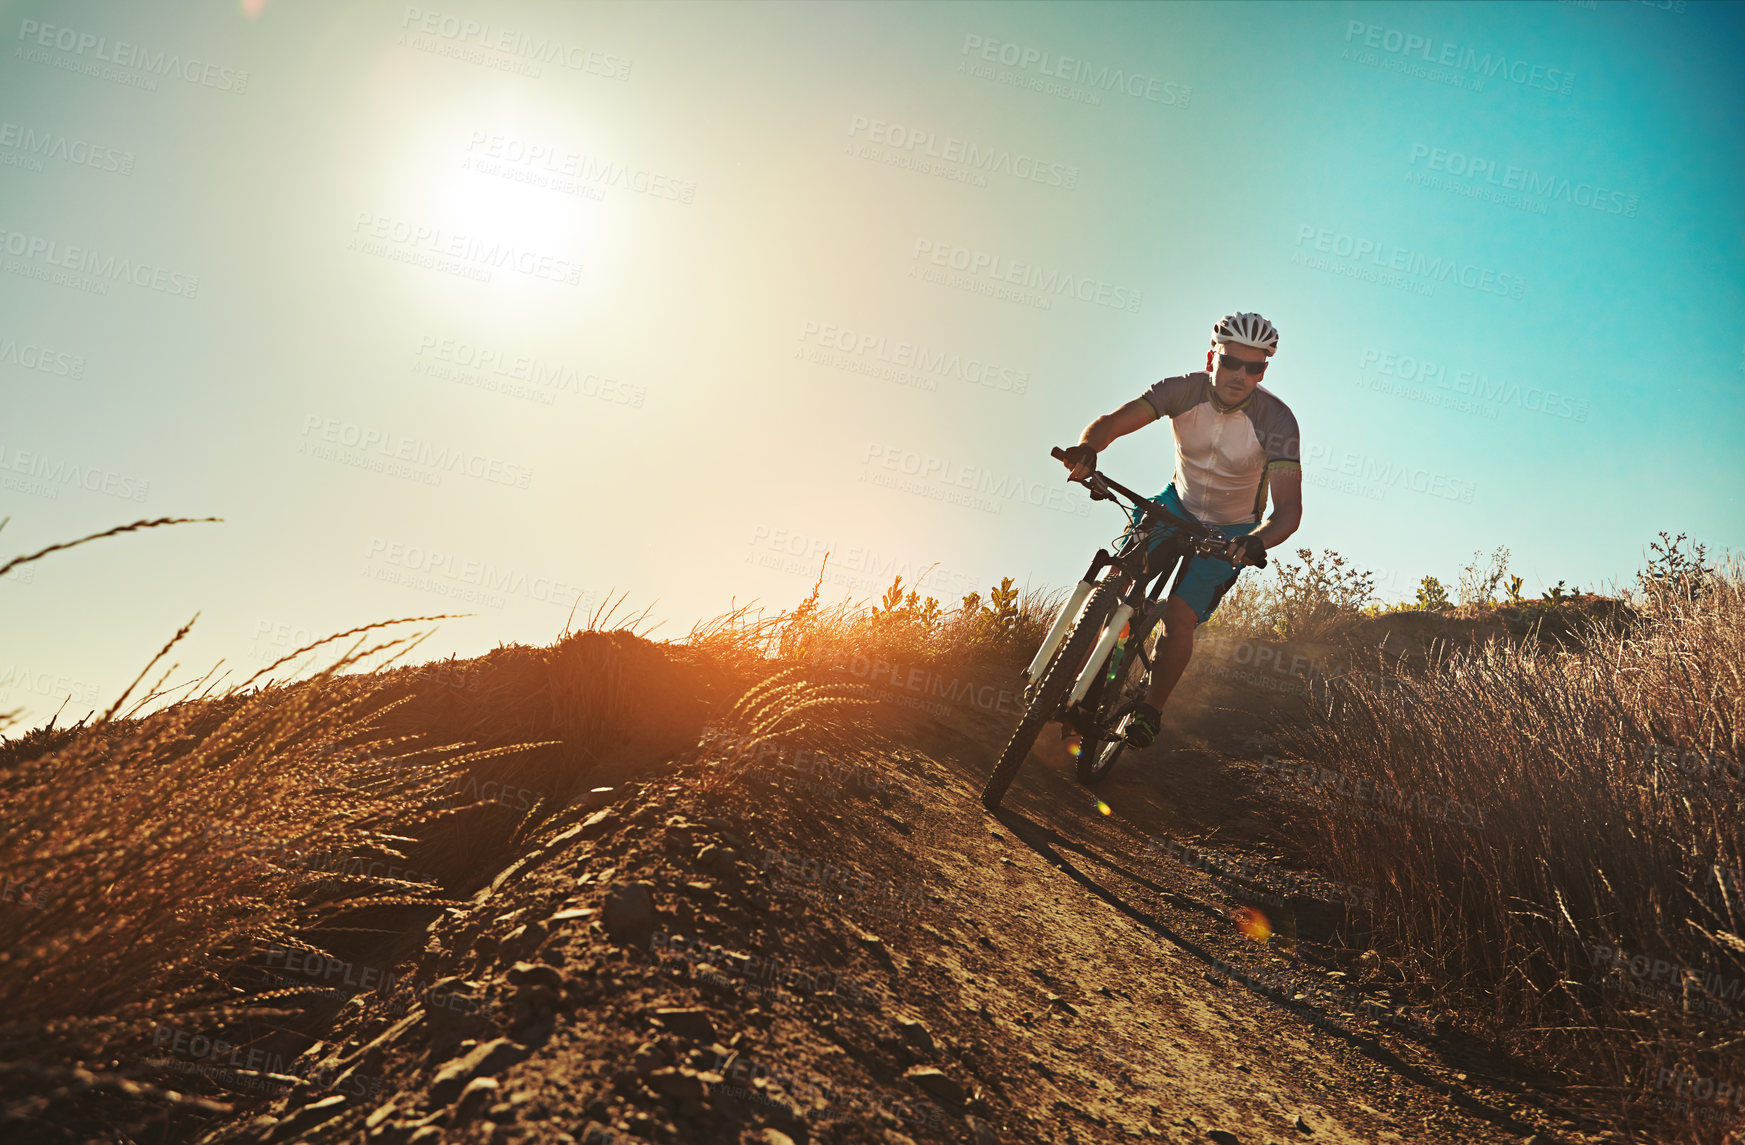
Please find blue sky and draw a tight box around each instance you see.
[2,0,1741,725]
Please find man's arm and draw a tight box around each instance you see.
[1062,399,1157,478]
[1228,466,1302,565]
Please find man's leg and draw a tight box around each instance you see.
[1142,593,1200,712]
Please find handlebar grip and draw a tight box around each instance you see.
[1050,446,1068,461]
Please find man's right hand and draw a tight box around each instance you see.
[1060,443,1097,481]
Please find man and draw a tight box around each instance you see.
[1056,311,1302,749]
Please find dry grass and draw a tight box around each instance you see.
[1279,556,1744,1139]
[0,519,682,1139]
[0,622,487,1135]
[679,556,1065,679]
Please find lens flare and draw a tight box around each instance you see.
[1095,800,1112,816]
[1232,906,1272,942]
[1065,740,1081,758]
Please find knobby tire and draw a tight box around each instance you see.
[980,581,1122,811]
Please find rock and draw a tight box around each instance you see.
[903,1065,964,1105]
[650,1006,716,1042]
[633,1041,668,1075]
[603,882,656,944]
[897,1018,936,1054]
[550,907,596,923]
[1207,1131,1243,1145]
[966,1115,1000,1144]
[455,1076,500,1121]
[364,1102,396,1130]
[506,961,565,991]
[576,1121,617,1144]
[407,1128,443,1145]
[430,1037,530,1103]
[646,1066,717,1100]
[1295,1114,1312,1133]
[578,808,618,838]
[269,1094,347,1140]
[502,921,547,957]
[753,1130,796,1145]
[664,816,702,849]
[696,843,737,873]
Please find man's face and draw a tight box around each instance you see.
[1206,341,1270,406]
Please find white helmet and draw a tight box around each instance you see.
[1212,312,1279,356]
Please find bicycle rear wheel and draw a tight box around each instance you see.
[980,580,1123,811]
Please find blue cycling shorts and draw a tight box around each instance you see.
[1122,483,1259,627]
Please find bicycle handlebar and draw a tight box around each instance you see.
[1050,446,1267,569]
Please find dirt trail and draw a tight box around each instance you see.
[183,635,1622,1145]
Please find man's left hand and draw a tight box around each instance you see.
[1225,535,1266,568]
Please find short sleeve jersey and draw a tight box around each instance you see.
[1137,372,1301,526]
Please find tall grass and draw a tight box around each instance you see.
[681,558,1065,678]
[1280,555,1743,1138]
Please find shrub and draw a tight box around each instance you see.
[1206,548,1376,642]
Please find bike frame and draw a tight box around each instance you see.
[1027,452,1248,727]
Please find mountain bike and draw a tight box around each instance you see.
[979,447,1266,811]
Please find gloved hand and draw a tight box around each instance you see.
[1226,534,1267,568]
[1060,443,1098,480]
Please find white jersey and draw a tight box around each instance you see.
[1138,372,1302,526]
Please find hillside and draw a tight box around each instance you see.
[16,608,1666,1145]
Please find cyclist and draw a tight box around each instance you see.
[1056,312,1302,750]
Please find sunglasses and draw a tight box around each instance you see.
[1216,353,1269,376]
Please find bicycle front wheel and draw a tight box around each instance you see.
[981,580,1123,811]
[1076,607,1162,786]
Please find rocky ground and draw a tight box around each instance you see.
[143,611,1654,1145]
